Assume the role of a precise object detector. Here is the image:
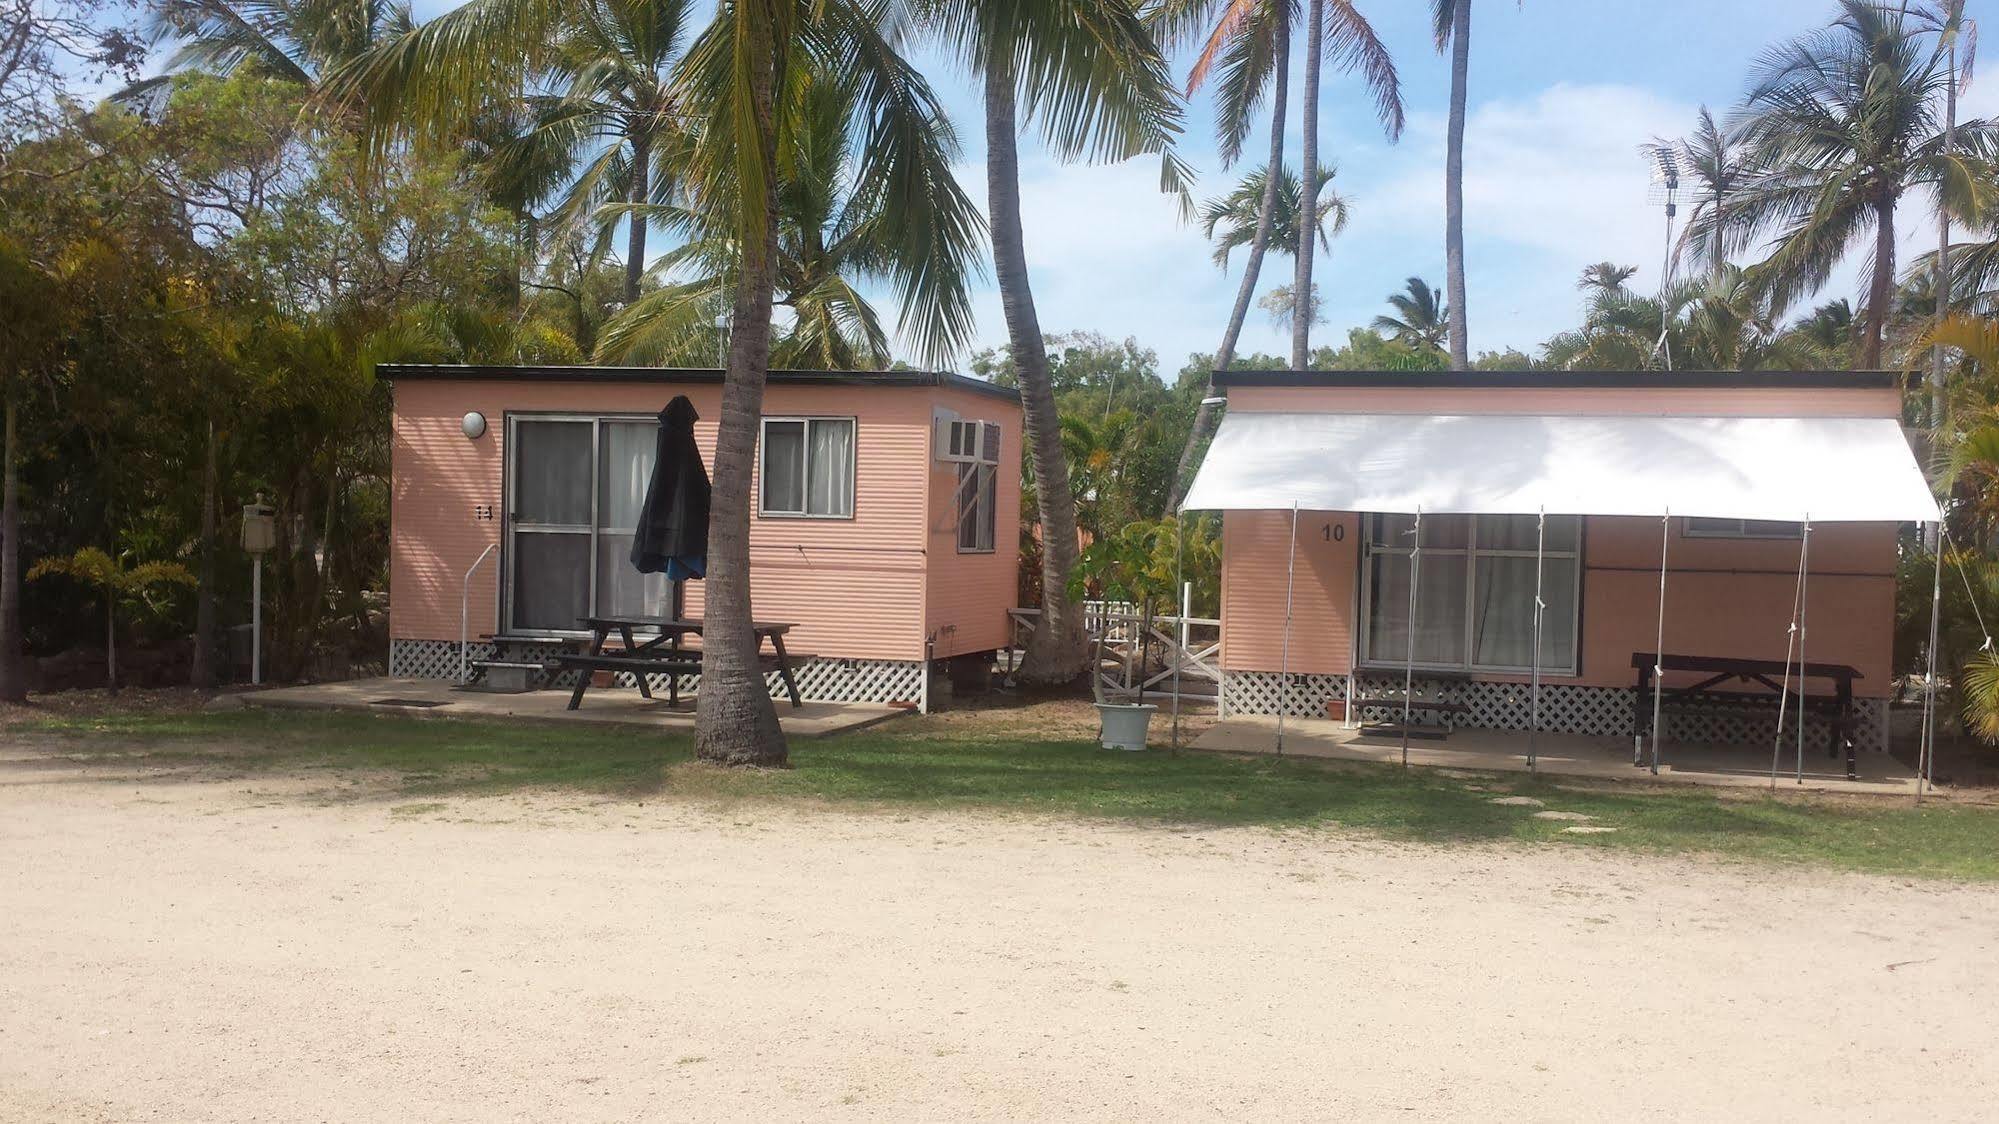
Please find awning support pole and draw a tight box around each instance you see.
[1170,507,1186,752]
[1918,522,1943,804]
[1401,507,1423,769]
[1528,509,1545,773]
[1277,502,1299,754]
[1771,524,1807,792]
[1795,517,1812,785]
[1647,511,1669,775]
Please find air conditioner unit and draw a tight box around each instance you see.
[936,417,982,463]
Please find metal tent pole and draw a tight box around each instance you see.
[1277,502,1299,755]
[1401,508,1423,768]
[1918,524,1943,803]
[1771,528,1806,791]
[1170,509,1186,751]
[1795,517,1812,785]
[1529,509,1545,773]
[1647,511,1669,775]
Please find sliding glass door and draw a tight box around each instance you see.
[506,415,671,634]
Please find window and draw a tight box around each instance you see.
[953,421,1000,554]
[956,463,996,552]
[1684,517,1803,539]
[1360,513,1580,674]
[760,417,855,518]
[506,415,672,633]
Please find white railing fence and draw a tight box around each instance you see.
[1009,598,1221,701]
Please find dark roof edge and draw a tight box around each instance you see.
[1212,369,1901,391]
[378,364,1021,403]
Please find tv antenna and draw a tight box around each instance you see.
[1641,140,1685,371]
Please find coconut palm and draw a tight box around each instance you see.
[595,66,970,370]
[147,0,410,86]
[1926,1,1975,421]
[1371,277,1447,352]
[1545,267,1805,372]
[1661,107,1752,284]
[1154,0,1400,511]
[328,0,979,765]
[1431,0,1479,369]
[1725,0,1998,370]
[1290,0,1400,368]
[917,0,1188,686]
[330,0,705,303]
[1576,262,1637,296]
[1197,163,1346,269]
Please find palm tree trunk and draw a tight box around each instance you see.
[105,586,117,695]
[987,56,1087,686]
[623,133,651,304]
[1930,38,1957,426]
[1862,193,1895,370]
[1443,0,1472,370]
[694,17,787,768]
[0,383,23,702]
[190,417,219,688]
[1166,18,1290,514]
[1290,0,1325,370]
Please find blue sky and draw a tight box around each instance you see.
[398,1,1996,370]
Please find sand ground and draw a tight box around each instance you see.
[3,738,1996,1122]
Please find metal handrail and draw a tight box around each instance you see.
[459,542,499,683]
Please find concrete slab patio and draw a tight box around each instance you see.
[1193,715,1924,795]
[236,677,907,738]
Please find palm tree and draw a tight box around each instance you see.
[1432,0,1476,369]
[920,0,1188,687]
[1544,267,1804,372]
[1197,163,1346,269]
[1727,0,1996,370]
[1926,1,1974,423]
[1371,276,1446,352]
[1154,0,1399,510]
[328,0,978,765]
[148,0,409,87]
[594,66,974,371]
[1291,0,1400,369]
[1664,107,1750,284]
[1576,261,1637,296]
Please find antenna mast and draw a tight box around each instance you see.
[1642,143,1685,371]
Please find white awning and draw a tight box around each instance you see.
[1180,412,1939,523]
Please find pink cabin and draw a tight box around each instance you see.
[381,365,1022,707]
[1184,370,1939,773]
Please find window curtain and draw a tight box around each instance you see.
[806,419,855,516]
[596,420,667,617]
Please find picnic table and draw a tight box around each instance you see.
[1631,652,1861,779]
[558,614,805,711]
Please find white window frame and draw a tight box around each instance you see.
[1683,516,1804,540]
[758,415,857,520]
[502,411,664,637]
[1357,513,1583,676]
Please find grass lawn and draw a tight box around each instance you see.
[24,705,1999,881]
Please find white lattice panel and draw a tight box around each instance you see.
[1227,670,1889,753]
[391,640,921,704]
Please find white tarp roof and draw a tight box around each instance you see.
[1180,412,1939,523]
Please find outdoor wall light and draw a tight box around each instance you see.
[462,411,487,440]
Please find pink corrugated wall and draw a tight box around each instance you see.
[921,385,1023,659]
[391,378,987,662]
[1214,384,1905,697]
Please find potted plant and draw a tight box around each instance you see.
[1072,518,1214,751]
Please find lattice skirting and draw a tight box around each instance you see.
[389,639,924,705]
[1222,670,1888,753]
